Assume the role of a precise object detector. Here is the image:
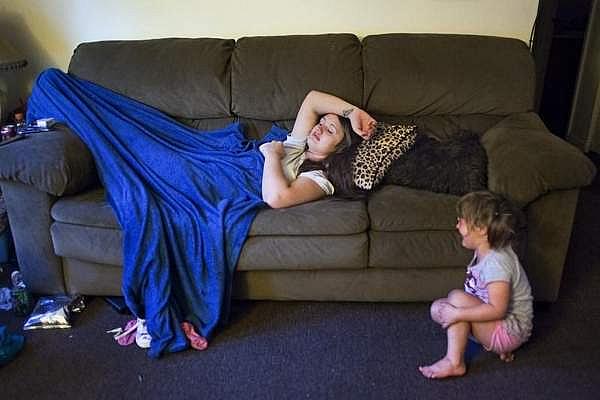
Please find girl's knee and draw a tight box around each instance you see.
[447,289,465,302]
[430,299,446,324]
[447,289,480,307]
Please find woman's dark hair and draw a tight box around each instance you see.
[457,191,518,249]
[335,117,354,154]
[298,116,367,200]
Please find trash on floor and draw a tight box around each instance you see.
[23,295,87,330]
[0,324,25,366]
[10,271,34,317]
[0,287,12,311]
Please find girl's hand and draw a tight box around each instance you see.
[347,108,377,140]
[437,302,460,329]
[259,141,285,159]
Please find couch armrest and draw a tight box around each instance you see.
[0,125,98,196]
[481,112,596,206]
[0,181,66,294]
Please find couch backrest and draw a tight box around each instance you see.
[231,34,362,121]
[362,34,535,117]
[69,38,235,119]
[68,33,535,126]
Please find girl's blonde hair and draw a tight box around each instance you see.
[457,191,518,249]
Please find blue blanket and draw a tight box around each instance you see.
[27,68,287,357]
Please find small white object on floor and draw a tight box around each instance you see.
[135,318,152,349]
[34,118,56,128]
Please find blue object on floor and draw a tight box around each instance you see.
[27,68,287,358]
[0,325,25,366]
[465,338,483,363]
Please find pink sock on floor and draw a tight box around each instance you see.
[115,319,138,346]
[181,322,208,351]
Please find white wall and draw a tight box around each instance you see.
[0,0,539,113]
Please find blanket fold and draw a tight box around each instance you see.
[27,68,286,357]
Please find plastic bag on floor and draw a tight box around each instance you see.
[0,287,13,310]
[23,295,87,330]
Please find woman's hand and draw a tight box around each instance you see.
[259,141,285,159]
[291,90,377,141]
[347,108,377,140]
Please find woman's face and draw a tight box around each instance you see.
[307,114,345,157]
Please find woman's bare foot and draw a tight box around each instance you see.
[499,352,515,362]
[418,357,466,379]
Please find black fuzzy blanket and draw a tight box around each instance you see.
[382,131,488,196]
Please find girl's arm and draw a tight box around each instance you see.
[454,282,510,322]
[291,90,376,140]
[260,141,326,208]
[438,282,510,327]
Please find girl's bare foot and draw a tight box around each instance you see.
[418,357,466,379]
[499,352,515,362]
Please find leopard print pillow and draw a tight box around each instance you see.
[352,122,417,190]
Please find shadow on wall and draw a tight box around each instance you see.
[0,11,70,114]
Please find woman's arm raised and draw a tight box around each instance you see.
[260,90,377,209]
[291,90,376,140]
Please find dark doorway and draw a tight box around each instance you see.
[533,0,593,138]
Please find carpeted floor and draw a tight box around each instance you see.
[1,157,599,400]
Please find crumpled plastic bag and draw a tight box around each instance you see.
[23,295,87,330]
[0,287,13,311]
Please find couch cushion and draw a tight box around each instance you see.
[372,115,503,141]
[232,34,363,120]
[363,34,535,116]
[237,235,368,271]
[51,222,367,271]
[68,38,235,119]
[250,198,368,235]
[51,187,118,228]
[482,112,597,206]
[368,186,459,231]
[51,222,123,266]
[369,231,471,269]
[367,186,472,268]
[50,186,369,271]
[52,187,369,235]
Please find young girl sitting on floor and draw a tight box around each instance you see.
[419,190,533,379]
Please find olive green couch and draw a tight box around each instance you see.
[0,33,595,302]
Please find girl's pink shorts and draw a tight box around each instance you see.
[483,321,526,354]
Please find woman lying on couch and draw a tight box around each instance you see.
[24,69,377,357]
[260,90,377,208]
